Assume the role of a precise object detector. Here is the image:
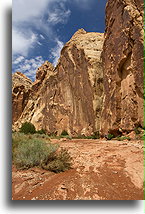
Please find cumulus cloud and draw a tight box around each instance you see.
[12,0,94,58]
[12,28,37,56]
[12,0,94,79]
[13,56,25,64]
[12,0,52,56]
[12,0,51,23]
[50,39,64,66]
[13,56,45,81]
[12,0,71,57]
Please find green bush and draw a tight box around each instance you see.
[73,132,100,139]
[19,122,36,134]
[106,133,114,140]
[116,136,131,141]
[33,133,50,139]
[12,132,29,159]
[42,160,67,173]
[14,139,56,169]
[61,130,69,136]
[134,127,141,135]
[36,129,46,135]
[12,133,72,172]
[41,149,72,173]
[83,132,100,139]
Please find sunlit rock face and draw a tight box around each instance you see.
[12,72,32,123]
[12,61,55,131]
[12,0,144,137]
[12,30,104,136]
[39,29,104,136]
[101,0,144,136]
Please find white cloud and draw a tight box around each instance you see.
[13,56,25,64]
[50,39,64,66]
[40,34,45,39]
[12,0,93,58]
[12,0,69,57]
[21,64,31,71]
[37,41,42,46]
[13,56,45,81]
[12,28,37,56]
[48,8,71,25]
[12,0,52,23]
[12,0,51,57]
[36,56,43,61]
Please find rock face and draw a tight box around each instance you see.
[13,61,55,131]
[12,1,144,136]
[101,0,144,135]
[13,30,104,136]
[32,61,54,93]
[12,72,32,123]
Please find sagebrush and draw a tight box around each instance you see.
[12,133,72,172]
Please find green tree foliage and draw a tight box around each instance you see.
[19,122,36,134]
[61,130,69,136]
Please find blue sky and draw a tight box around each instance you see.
[12,0,107,81]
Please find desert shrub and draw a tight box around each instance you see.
[61,130,69,136]
[134,127,141,135]
[106,133,114,140]
[13,139,58,169]
[36,129,46,135]
[12,132,50,158]
[12,132,29,159]
[116,136,131,141]
[42,159,67,173]
[12,134,72,172]
[41,149,72,173]
[19,122,36,134]
[33,133,50,139]
[73,132,100,139]
[84,132,100,139]
[93,131,100,139]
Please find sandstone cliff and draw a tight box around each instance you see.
[12,61,55,131]
[12,72,32,123]
[12,0,144,137]
[13,30,104,136]
[101,0,144,135]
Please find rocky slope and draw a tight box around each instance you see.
[12,72,32,123]
[13,29,104,136]
[101,0,144,135]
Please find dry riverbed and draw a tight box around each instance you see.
[12,139,144,200]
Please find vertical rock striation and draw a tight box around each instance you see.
[101,0,144,135]
[13,30,104,136]
[12,72,32,123]
[12,61,55,131]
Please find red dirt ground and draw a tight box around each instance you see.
[12,139,144,200]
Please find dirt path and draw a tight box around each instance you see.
[12,139,144,200]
